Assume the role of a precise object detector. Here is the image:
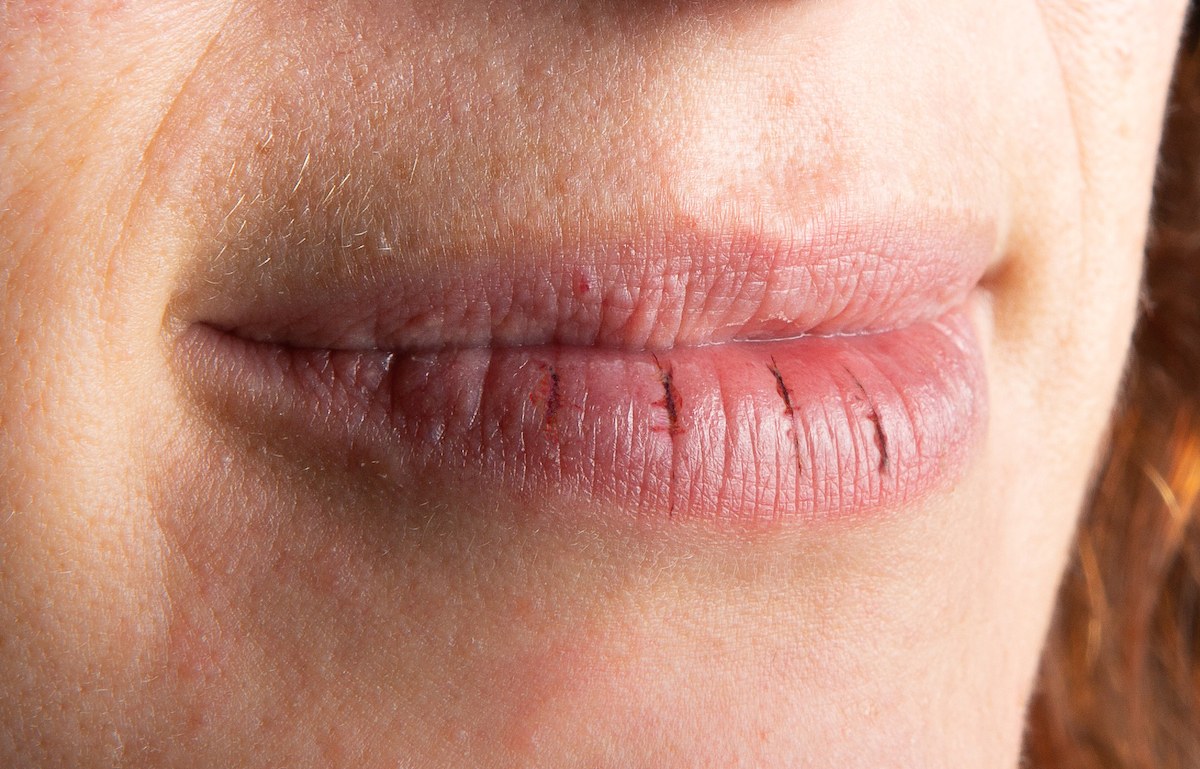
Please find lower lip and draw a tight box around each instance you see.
[180,304,986,530]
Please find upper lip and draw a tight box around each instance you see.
[169,203,997,352]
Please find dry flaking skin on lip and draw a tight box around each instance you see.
[174,205,994,530]
[181,301,985,529]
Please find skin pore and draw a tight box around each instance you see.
[0,1,1189,767]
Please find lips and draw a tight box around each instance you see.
[174,213,992,529]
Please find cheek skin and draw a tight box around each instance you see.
[0,1,235,762]
[984,0,1187,692]
[0,1,1191,768]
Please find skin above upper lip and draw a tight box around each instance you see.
[173,208,994,530]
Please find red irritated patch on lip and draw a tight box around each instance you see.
[180,305,986,531]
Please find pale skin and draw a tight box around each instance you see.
[0,1,1190,767]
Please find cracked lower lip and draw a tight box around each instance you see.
[180,303,986,529]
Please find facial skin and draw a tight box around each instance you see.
[0,1,1189,766]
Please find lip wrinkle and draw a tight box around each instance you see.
[177,304,986,529]
[650,354,684,517]
[768,356,804,475]
[179,214,997,354]
[871,409,889,474]
[843,364,889,474]
[652,354,684,437]
[528,360,563,440]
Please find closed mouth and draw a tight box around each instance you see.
[172,209,992,530]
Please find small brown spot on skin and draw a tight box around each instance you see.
[652,354,684,436]
[844,366,889,474]
[768,357,804,473]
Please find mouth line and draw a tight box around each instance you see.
[179,302,987,531]
[171,205,997,530]
[175,208,998,354]
[207,320,938,353]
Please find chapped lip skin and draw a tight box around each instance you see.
[176,212,992,529]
